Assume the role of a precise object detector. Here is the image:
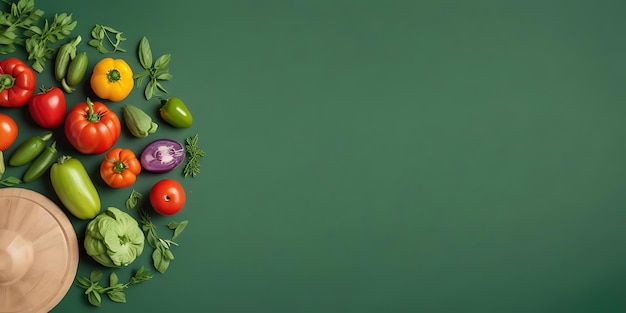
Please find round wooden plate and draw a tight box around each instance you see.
[0,187,79,313]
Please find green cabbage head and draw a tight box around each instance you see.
[84,207,145,267]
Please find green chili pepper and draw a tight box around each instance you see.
[23,141,58,183]
[9,132,53,167]
[159,97,193,128]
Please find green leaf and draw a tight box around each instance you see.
[91,25,103,39]
[138,36,152,69]
[87,290,102,307]
[76,276,92,288]
[154,54,171,70]
[170,220,188,240]
[0,176,22,187]
[145,78,155,100]
[164,248,175,260]
[90,270,103,282]
[107,291,126,303]
[155,81,168,93]
[125,189,142,210]
[109,272,118,286]
[96,44,107,54]
[88,38,100,47]
[147,231,159,249]
[131,266,153,284]
[152,249,170,273]
[156,72,172,81]
[27,25,41,34]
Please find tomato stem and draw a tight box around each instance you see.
[85,98,101,122]
[0,74,14,91]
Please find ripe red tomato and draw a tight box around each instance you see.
[0,113,18,151]
[28,87,66,129]
[149,178,186,215]
[64,98,120,154]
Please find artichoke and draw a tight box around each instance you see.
[84,207,145,267]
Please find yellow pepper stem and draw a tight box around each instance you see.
[107,69,121,82]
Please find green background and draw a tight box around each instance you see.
[0,0,625,312]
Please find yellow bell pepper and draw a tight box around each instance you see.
[90,58,134,102]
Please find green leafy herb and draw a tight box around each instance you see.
[23,12,76,72]
[76,267,153,307]
[133,36,172,100]
[183,133,205,177]
[139,207,188,273]
[0,0,44,54]
[125,189,142,210]
[0,176,21,187]
[88,24,126,53]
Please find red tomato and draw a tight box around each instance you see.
[0,113,18,151]
[28,87,66,129]
[64,98,120,154]
[149,178,186,215]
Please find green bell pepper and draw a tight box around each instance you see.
[159,97,193,128]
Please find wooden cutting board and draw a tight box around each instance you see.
[0,187,79,313]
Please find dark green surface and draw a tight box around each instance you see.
[1,0,625,312]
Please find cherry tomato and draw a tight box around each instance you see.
[149,178,186,215]
[28,87,66,129]
[0,113,18,151]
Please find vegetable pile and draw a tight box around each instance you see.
[0,0,206,308]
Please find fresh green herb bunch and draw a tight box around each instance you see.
[76,267,153,307]
[0,0,43,54]
[134,36,172,100]
[0,0,76,72]
[139,207,188,273]
[88,24,126,53]
[183,133,205,177]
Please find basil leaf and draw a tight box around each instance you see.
[138,36,152,69]
[109,272,118,286]
[76,276,92,288]
[90,270,103,282]
[164,249,175,260]
[87,290,102,307]
[155,81,168,93]
[145,78,156,100]
[88,38,100,47]
[152,249,170,273]
[172,220,188,240]
[156,72,172,80]
[107,291,127,303]
[154,54,171,70]
[0,176,22,186]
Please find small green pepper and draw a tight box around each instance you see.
[23,141,58,183]
[159,97,192,128]
[9,132,53,166]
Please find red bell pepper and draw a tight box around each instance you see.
[0,57,36,107]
